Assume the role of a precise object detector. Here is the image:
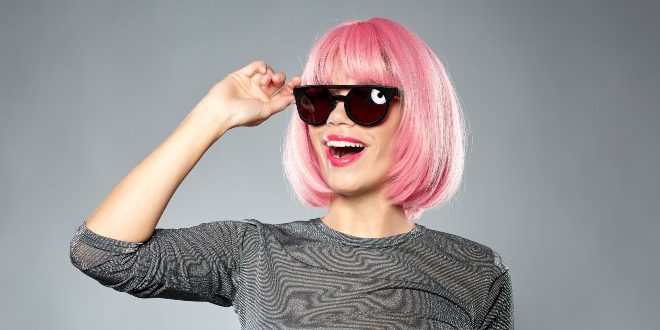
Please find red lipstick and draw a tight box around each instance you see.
[324,145,365,167]
[323,134,367,145]
[323,134,368,167]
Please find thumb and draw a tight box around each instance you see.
[265,90,295,115]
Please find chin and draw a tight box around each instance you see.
[326,176,380,197]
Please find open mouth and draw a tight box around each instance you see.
[329,145,366,158]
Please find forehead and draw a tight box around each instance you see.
[330,69,359,85]
[328,69,376,94]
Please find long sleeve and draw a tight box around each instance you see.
[69,218,248,307]
[475,269,514,329]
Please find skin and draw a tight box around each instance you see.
[308,70,416,238]
[83,58,412,243]
[84,60,303,242]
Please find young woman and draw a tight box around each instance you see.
[70,17,513,329]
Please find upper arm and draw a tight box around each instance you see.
[474,250,514,329]
[475,269,514,329]
[69,218,249,307]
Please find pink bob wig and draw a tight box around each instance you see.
[282,17,467,221]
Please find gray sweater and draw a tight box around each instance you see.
[69,217,513,329]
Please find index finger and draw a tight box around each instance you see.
[287,76,302,89]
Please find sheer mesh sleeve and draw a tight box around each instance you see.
[69,218,248,307]
[475,251,514,329]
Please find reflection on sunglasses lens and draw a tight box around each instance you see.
[349,88,388,124]
[302,89,331,125]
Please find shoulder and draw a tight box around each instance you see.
[223,218,318,247]
[421,226,510,275]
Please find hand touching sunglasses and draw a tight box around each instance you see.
[293,85,401,127]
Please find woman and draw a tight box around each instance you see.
[70,17,513,329]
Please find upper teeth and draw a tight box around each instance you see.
[326,140,365,148]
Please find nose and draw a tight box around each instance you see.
[326,95,354,126]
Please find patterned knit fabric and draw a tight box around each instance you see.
[69,217,513,329]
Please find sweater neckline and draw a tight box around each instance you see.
[310,217,425,248]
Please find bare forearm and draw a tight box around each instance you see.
[84,100,231,243]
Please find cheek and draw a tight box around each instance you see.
[370,133,399,171]
[308,128,326,164]
[377,141,396,167]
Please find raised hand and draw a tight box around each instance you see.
[201,60,301,130]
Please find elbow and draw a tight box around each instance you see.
[69,236,93,272]
[69,234,139,289]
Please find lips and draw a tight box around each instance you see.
[321,133,369,167]
[324,143,366,167]
[323,134,368,146]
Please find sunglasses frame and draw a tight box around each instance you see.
[293,84,402,127]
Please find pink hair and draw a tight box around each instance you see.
[281,17,467,221]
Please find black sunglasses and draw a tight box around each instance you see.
[293,85,401,127]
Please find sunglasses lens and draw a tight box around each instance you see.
[297,88,333,125]
[347,87,390,125]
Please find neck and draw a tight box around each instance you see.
[320,188,415,238]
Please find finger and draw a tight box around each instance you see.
[269,76,301,108]
[288,76,302,88]
[279,75,300,92]
[258,67,276,86]
[264,72,287,96]
[252,68,272,86]
[259,70,287,97]
[265,89,296,115]
[272,72,286,89]
[281,76,302,95]
[267,75,298,102]
[287,77,302,105]
[238,60,268,77]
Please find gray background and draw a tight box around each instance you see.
[1,0,658,329]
